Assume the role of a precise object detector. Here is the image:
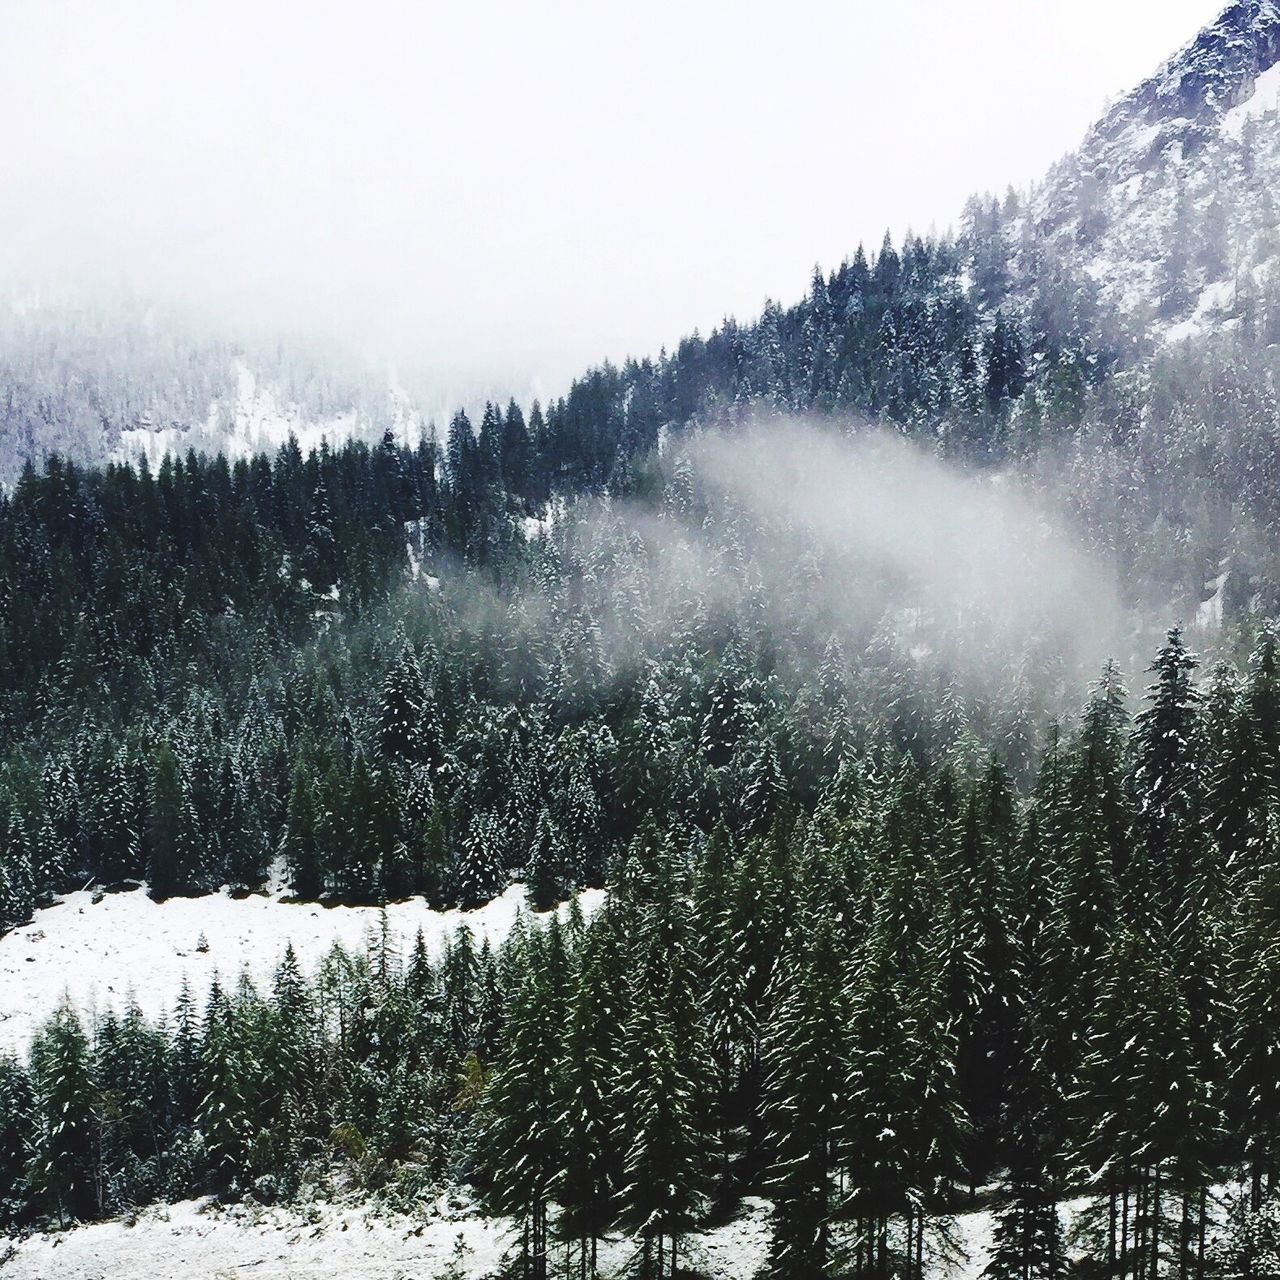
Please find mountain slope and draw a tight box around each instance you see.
[1028,0,1280,346]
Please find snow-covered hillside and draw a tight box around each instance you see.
[1027,0,1280,345]
[0,883,605,1053]
[113,360,371,470]
[110,359,442,470]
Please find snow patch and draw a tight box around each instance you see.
[0,1197,508,1280]
[0,1186,1139,1280]
[1195,564,1230,630]
[0,883,605,1053]
[520,498,564,543]
[0,1193,1106,1280]
[1222,60,1280,139]
[114,359,386,470]
[0,1195,773,1280]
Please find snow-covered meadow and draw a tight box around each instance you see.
[0,882,605,1053]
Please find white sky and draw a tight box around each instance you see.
[0,0,1224,399]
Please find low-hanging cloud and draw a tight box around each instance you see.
[679,419,1126,679]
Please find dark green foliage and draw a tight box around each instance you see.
[29,1006,97,1225]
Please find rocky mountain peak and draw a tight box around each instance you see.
[1087,0,1280,181]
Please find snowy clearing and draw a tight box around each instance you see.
[0,883,605,1054]
[0,1195,776,1280]
[114,361,361,471]
[0,1195,1020,1280]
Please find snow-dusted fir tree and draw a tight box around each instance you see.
[29,1005,96,1225]
[377,641,427,764]
[481,930,563,1280]
[762,912,847,1279]
[556,923,623,1278]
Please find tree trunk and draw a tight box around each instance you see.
[1121,1164,1131,1280]
[1109,1179,1119,1277]
[1050,1194,1061,1280]
[1151,1166,1162,1280]
[1196,1185,1207,1280]
[1178,1191,1189,1280]
[1139,1169,1150,1280]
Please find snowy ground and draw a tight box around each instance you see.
[0,883,605,1053]
[0,1196,1017,1279]
[0,1195,776,1280]
[0,1196,1010,1280]
[0,1163,1118,1280]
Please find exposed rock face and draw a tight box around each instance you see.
[1086,0,1280,176]
[1020,0,1280,348]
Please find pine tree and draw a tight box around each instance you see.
[985,311,1028,412]
[456,810,501,910]
[220,756,264,891]
[147,744,184,900]
[525,807,566,912]
[198,989,250,1189]
[842,918,916,1279]
[618,986,709,1280]
[29,1004,97,1225]
[1229,813,1280,1212]
[283,761,323,900]
[442,925,480,1063]
[96,750,139,885]
[763,913,846,1279]
[1131,629,1203,906]
[343,751,384,901]
[482,930,563,1280]
[402,763,438,897]
[0,1053,33,1226]
[175,786,207,895]
[378,642,426,764]
[556,928,621,1279]
[985,979,1066,1280]
[0,817,35,927]
[270,943,317,1139]
[942,778,1017,1194]
[1209,629,1280,882]
[735,734,790,839]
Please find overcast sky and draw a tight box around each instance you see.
[0,0,1224,399]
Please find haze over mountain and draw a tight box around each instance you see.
[0,0,1225,479]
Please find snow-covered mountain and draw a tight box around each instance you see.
[1027,0,1280,347]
